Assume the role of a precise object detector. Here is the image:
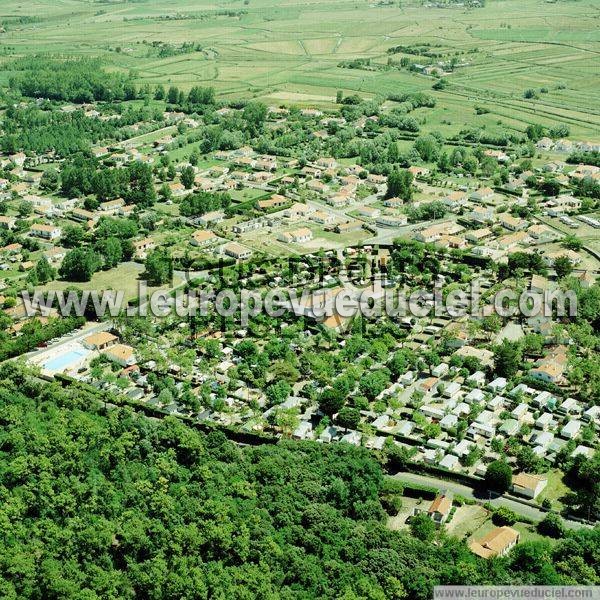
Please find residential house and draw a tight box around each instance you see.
[315,157,337,169]
[558,397,583,416]
[30,224,61,240]
[376,214,408,228]
[383,197,404,209]
[293,421,313,440]
[335,220,363,234]
[512,473,548,499]
[367,174,386,186]
[432,363,449,378]
[536,137,553,151]
[278,228,313,244]
[103,343,136,367]
[198,211,225,227]
[424,493,453,524]
[535,412,555,431]
[415,222,464,243]
[99,198,125,213]
[488,377,507,392]
[307,180,329,195]
[530,274,551,295]
[440,414,458,430]
[466,228,493,244]
[467,371,486,387]
[191,230,218,247]
[356,206,380,219]
[455,346,494,368]
[500,214,528,231]
[530,361,565,385]
[443,191,469,211]
[437,234,468,250]
[43,246,67,264]
[469,527,519,559]
[257,195,289,211]
[232,217,270,234]
[439,454,460,470]
[327,191,352,207]
[71,208,98,224]
[310,210,336,226]
[83,331,118,350]
[543,249,581,267]
[484,149,510,163]
[560,419,582,440]
[223,242,252,261]
[320,311,352,332]
[467,206,495,225]
[452,439,473,457]
[528,224,557,242]
[0,216,16,229]
[168,182,187,197]
[469,187,494,202]
[547,195,582,213]
[420,405,444,420]
[284,203,313,219]
[132,238,155,260]
[511,403,529,422]
[568,164,600,180]
[408,166,430,179]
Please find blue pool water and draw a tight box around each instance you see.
[43,349,90,372]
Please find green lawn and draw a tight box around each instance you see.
[536,469,571,511]
[40,261,185,302]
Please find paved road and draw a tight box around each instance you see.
[392,471,589,530]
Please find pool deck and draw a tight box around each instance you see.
[31,341,94,376]
[26,321,111,377]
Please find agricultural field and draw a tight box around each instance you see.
[0,0,598,140]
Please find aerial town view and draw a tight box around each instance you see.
[0,0,598,597]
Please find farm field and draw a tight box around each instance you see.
[0,0,598,140]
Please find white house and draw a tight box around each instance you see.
[432,363,449,378]
[560,419,582,439]
[277,227,313,244]
[511,403,529,421]
[442,382,461,398]
[420,405,445,420]
[439,454,460,471]
[488,378,507,392]
[396,420,414,437]
[103,343,137,367]
[293,421,313,440]
[30,224,61,240]
[465,389,485,404]
[452,402,470,417]
[198,210,225,226]
[535,412,555,431]
[512,473,547,499]
[452,439,473,458]
[440,414,458,430]
[467,371,486,387]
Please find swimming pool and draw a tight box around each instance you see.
[43,348,90,372]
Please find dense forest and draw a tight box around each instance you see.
[0,365,598,599]
[7,57,133,104]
